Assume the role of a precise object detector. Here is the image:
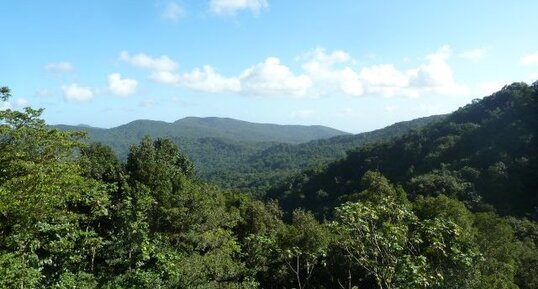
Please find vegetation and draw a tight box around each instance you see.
[267,82,538,220]
[56,114,443,195]
[1,82,537,288]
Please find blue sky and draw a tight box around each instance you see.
[1,0,537,133]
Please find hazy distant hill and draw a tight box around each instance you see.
[54,117,348,155]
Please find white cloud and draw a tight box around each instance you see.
[410,45,453,87]
[15,98,29,107]
[45,62,74,73]
[459,48,486,60]
[120,51,178,72]
[521,52,538,65]
[149,66,240,93]
[61,83,93,102]
[302,48,363,96]
[127,46,468,99]
[359,64,408,87]
[210,0,268,15]
[107,73,138,97]
[163,2,185,21]
[239,57,311,97]
[301,46,468,98]
[408,45,469,96]
[359,64,410,97]
[149,57,310,97]
[149,71,181,85]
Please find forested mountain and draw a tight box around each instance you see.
[204,115,445,193]
[54,116,348,154]
[267,82,538,219]
[2,84,538,288]
[56,115,444,194]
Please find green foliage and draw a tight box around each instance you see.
[473,213,519,289]
[0,102,110,286]
[2,84,537,289]
[332,173,480,289]
[268,82,538,219]
[0,86,11,101]
[56,115,442,194]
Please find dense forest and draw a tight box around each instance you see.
[56,114,443,194]
[1,82,538,288]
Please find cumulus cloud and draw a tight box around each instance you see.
[521,52,538,65]
[210,0,268,15]
[301,45,468,98]
[61,83,93,102]
[239,57,311,97]
[45,62,74,73]
[15,98,29,107]
[301,48,363,96]
[149,58,310,97]
[459,48,486,60]
[359,64,410,97]
[359,64,409,87]
[107,73,138,97]
[178,66,241,93]
[149,67,239,93]
[163,2,185,21]
[120,51,178,72]
[407,45,469,96]
[128,51,310,97]
[410,46,453,87]
[125,46,467,99]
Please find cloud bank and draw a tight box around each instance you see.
[121,45,469,99]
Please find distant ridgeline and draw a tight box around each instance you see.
[267,82,538,219]
[54,114,444,194]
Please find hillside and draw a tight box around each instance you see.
[56,115,443,194]
[205,114,445,193]
[5,83,537,288]
[54,116,348,154]
[267,82,538,218]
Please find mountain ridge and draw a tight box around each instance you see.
[54,114,445,193]
[266,81,538,218]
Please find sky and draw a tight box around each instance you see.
[1,0,537,133]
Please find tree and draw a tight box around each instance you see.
[473,212,519,289]
[332,172,480,289]
[0,88,110,287]
[279,210,329,289]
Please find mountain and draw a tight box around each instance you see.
[204,114,446,193]
[55,115,444,194]
[55,117,348,147]
[266,82,538,219]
